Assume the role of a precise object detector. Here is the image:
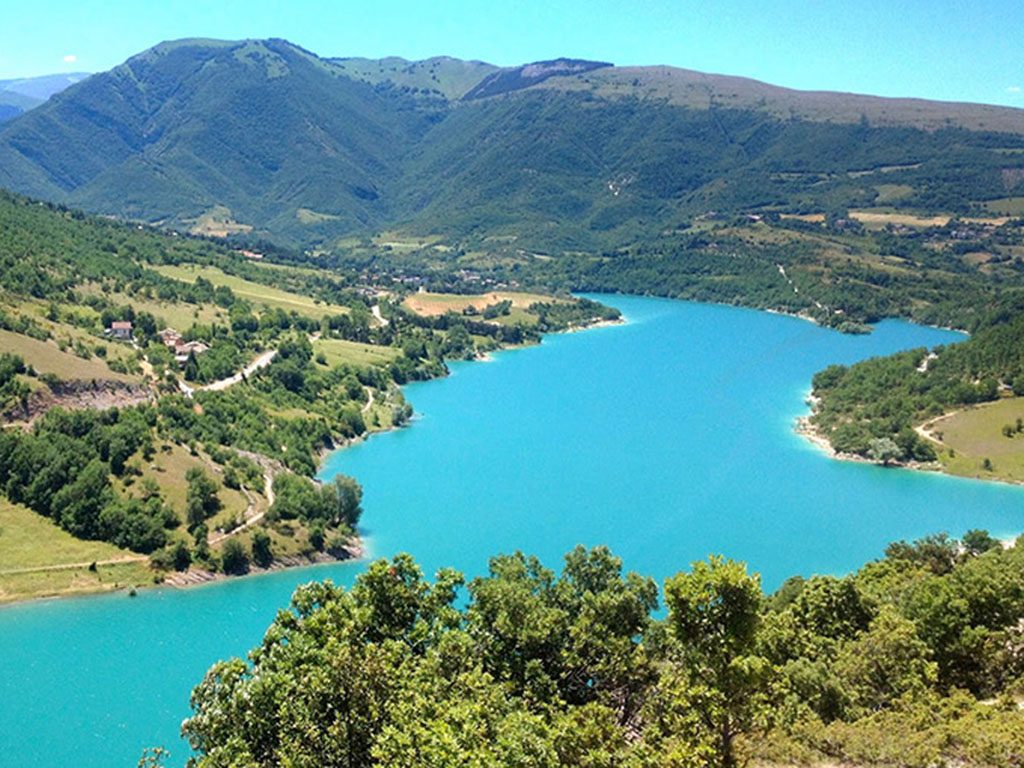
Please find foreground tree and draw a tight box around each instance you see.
[662,556,775,768]
[180,542,1024,768]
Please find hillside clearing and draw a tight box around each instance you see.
[0,328,138,382]
[402,290,567,318]
[922,397,1024,483]
[153,264,350,318]
[312,338,401,368]
[0,497,152,603]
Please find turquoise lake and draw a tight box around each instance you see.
[2,294,1023,767]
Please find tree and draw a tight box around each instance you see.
[328,475,363,529]
[834,608,937,715]
[183,351,200,382]
[868,437,903,466]
[186,468,221,530]
[53,459,112,539]
[663,556,775,768]
[220,538,249,575]
[192,523,212,565]
[170,539,192,572]
[961,529,999,557]
[251,529,273,568]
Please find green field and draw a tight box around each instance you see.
[154,264,350,319]
[984,197,1024,216]
[77,284,227,329]
[0,328,137,382]
[927,397,1024,483]
[312,338,401,368]
[0,497,152,603]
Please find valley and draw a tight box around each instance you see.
[1,27,1024,768]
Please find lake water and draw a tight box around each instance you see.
[2,295,1023,767]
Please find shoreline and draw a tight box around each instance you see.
[794,406,1024,490]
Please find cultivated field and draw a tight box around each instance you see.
[849,210,1009,228]
[402,290,564,318]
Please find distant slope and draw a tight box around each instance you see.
[0,40,433,243]
[533,66,1024,134]
[330,55,497,100]
[0,39,1022,251]
[0,72,88,123]
[461,58,612,100]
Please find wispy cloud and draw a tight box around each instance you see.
[1007,85,1022,94]
[63,54,77,64]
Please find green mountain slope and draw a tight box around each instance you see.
[0,38,1022,252]
[0,40,434,241]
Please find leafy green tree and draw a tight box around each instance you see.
[328,475,363,529]
[663,556,775,768]
[251,529,273,568]
[53,459,112,539]
[834,608,937,715]
[220,538,249,575]
[186,467,221,530]
[170,539,192,571]
[868,437,903,466]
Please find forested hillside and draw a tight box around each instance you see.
[179,536,1024,767]
[1,38,1022,253]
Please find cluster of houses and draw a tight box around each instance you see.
[158,328,210,365]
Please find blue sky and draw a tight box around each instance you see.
[1,0,1021,106]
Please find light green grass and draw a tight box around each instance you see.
[296,208,340,224]
[313,338,400,368]
[984,197,1024,216]
[0,497,153,603]
[0,329,137,382]
[185,205,253,237]
[153,264,349,319]
[874,184,915,203]
[125,443,253,529]
[76,284,226,329]
[928,397,1024,483]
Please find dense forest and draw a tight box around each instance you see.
[176,534,1024,768]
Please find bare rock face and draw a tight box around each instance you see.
[3,379,153,425]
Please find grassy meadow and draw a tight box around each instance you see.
[0,497,152,603]
[153,264,350,318]
[928,397,1024,483]
[312,338,401,368]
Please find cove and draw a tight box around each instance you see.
[2,295,1023,768]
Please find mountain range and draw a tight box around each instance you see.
[0,38,1021,251]
[0,72,89,123]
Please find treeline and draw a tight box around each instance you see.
[810,304,1024,458]
[0,405,173,552]
[179,532,1024,768]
